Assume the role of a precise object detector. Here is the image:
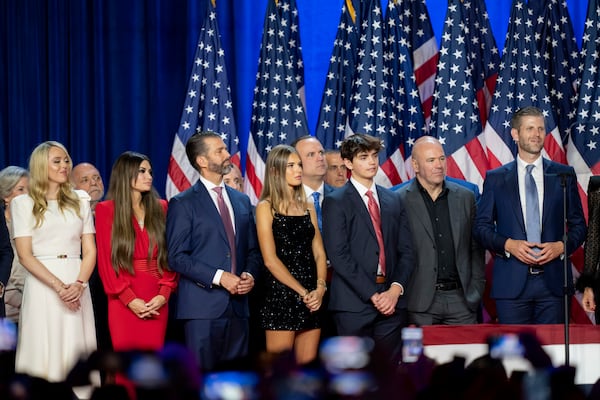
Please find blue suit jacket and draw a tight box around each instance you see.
[166,181,262,319]
[474,159,586,298]
[322,182,415,312]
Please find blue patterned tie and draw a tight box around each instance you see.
[312,191,322,232]
[525,164,541,247]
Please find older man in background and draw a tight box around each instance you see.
[70,161,111,357]
[71,162,105,211]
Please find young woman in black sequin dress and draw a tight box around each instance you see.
[256,144,327,364]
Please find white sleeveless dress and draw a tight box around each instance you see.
[10,190,97,382]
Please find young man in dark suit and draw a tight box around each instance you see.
[166,132,262,370]
[322,134,414,361]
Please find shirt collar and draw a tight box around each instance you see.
[303,183,324,198]
[516,154,543,171]
[199,174,224,191]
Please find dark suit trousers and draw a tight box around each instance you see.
[332,302,407,362]
[495,275,564,324]
[409,289,476,325]
[184,303,249,371]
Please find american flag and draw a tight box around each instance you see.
[570,0,600,190]
[382,0,426,184]
[277,0,306,109]
[532,0,579,165]
[466,0,500,127]
[244,0,310,204]
[567,0,600,324]
[166,0,238,200]
[429,0,499,189]
[533,0,588,324]
[393,0,438,130]
[314,0,359,150]
[483,0,559,169]
[346,0,393,186]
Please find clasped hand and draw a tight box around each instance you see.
[371,287,401,316]
[128,295,166,319]
[220,271,254,295]
[505,239,564,266]
[302,287,325,312]
[57,282,84,311]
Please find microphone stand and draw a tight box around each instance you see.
[560,173,570,366]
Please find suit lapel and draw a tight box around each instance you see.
[195,181,229,245]
[404,181,434,242]
[447,184,462,251]
[541,158,556,231]
[378,187,395,241]
[225,186,240,247]
[346,183,377,240]
[503,162,526,232]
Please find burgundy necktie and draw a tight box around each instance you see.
[366,190,386,276]
[213,187,236,274]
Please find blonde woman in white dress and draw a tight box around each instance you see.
[10,141,97,384]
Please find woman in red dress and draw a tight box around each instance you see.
[95,151,177,352]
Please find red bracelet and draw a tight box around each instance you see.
[76,279,88,288]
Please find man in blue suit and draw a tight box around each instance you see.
[166,132,262,370]
[322,134,414,361]
[474,107,586,324]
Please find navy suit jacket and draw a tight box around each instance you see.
[166,181,262,319]
[474,159,586,298]
[322,182,415,313]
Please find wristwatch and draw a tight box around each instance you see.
[76,279,88,288]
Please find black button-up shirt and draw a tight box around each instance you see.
[416,179,459,284]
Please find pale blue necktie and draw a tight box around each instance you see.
[525,164,541,247]
[312,191,322,232]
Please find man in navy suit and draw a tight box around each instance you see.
[322,134,414,361]
[474,107,586,324]
[166,132,262,370]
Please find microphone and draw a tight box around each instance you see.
[544,171,575,178]
[544,170,575,186]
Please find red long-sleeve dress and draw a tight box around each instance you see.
[95,200,177,351]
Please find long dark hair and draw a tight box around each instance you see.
[106,151,168,275]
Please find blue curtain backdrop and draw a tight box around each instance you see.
[0,0,587,197]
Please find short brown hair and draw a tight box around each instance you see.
[340,134,381,161]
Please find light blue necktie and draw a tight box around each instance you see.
[312,191,322,232]
[525,164,541,247]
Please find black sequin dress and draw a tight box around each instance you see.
[260,211,321,330]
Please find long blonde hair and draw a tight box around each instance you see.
[260,145,306,214]
[106,151,168,275]
[29,141,80,227]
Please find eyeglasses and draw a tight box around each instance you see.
[80,175,102,185]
